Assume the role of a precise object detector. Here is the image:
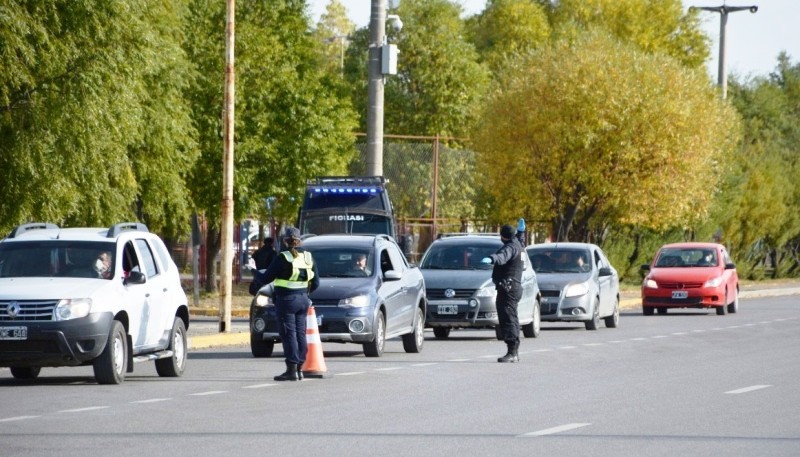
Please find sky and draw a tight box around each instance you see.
[308,0,800,80]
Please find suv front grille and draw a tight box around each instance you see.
[426,289,475,299]
[0,300,58,321]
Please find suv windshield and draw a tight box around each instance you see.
[303,246,375,278]
[0,241,116,279]
[421,243,497,270]
[527,248,591,273]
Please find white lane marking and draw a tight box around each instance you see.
[189,391,228,396]
[608,340,626,344]
[630,338,647,341]
[58,406,109,413]
[532,349,553,352]
[759,321,770,324]
[0,416,40,422]
[243,383,277,389]
[725,385,772,394]
[691,329,706,333]
[652,335,668,339]
[411,363,438,367]
[727,326,741,329]
[336,371,365,376]
[672,332,688,336]
[582,343,605,346]
[558,346,578,350]
[374,367,403,371]
[447,358,470,362]
[521,423,592,437]
[131,398,172,404]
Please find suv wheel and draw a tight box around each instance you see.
[94,320,128,385]
[402,307,425,353]
[10,366,41,380]
[155,318,187,377]
[363,311,385,357]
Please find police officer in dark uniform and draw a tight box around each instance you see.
[481,218,526,363]
[251,227,320,381]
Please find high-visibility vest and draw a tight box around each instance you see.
[273,250,315,290]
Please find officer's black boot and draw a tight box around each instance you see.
[297,362,304,381]
[497,342,519,363]
[274,362,299,381]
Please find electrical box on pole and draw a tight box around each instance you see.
[381,44,398,75]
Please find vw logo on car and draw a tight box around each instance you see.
[444,289,456,298]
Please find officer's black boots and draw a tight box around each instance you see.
[497,341,519,363]
[274,362,299,381]
[297,362,304,380]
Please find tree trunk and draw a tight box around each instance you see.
[204,225,221,293]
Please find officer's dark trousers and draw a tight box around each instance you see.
[274,293,311,365]
[496,284,522,346]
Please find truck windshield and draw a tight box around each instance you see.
[301,214,393,236]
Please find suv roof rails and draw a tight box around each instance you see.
[8,222,60,238]
[107,222,149,238]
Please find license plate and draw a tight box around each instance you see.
[672,291,688,299]
[437,305,458,315]
[0,326,27,340]
[317,315,323,326]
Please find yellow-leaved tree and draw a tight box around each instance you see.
[472,31,740,242]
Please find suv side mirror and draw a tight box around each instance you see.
[598,267,612,277]
[124,270,147,285]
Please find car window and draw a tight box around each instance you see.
[303,246,374,278]
[150,237,172,273]
[0,241,115,279]
[526,248,591,273]
[421,244,496,270]
[386,243,407,273]
[135,239,159,278]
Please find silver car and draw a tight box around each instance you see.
[526,242,620,330]
[420,234,541,340]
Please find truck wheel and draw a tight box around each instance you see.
[156,318,187,377]
[363,312,385,357]
[10,366,41,380]
[402,307,425,353]
[94,320,127,385]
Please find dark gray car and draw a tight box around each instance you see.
[420,234,541,340]
[526,242,620,330]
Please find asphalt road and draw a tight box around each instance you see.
[1,295,798,457]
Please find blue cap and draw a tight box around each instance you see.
[283,227,301,240]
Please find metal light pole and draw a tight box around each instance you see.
[366,0,387,176]
[692,4,758,99]
[219,0,235,333]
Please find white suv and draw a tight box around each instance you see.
[0,222,189,384]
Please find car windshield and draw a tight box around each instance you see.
[303,246,375,278]
[420,244,497,270]
[0,241,116,279]
[655,248,717,268]
[527,248,591,273]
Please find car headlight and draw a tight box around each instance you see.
[338,295,370,308]
[476,286,496,297]
[255,294,274,307]
[644,278,658,289]
[704,277,723,288]
[564,282,589,298]
[54,298,92,321]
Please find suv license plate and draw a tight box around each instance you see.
[438,305,458,315]
[672,291,688,299]
[0,326,28,340]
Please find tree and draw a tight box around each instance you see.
[312,0,355,78]
[472,31,740,242]
[465,0,551,71]
[0,1,197,236]
[183,0,357,291]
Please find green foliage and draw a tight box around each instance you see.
[0,1,197,235]
[473,31,740,241]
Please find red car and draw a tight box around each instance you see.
[641,242,739,316]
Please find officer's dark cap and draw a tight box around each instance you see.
[500,224,515,239]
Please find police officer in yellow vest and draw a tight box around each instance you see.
[252,227,320,381]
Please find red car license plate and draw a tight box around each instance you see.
[672,291,688,299]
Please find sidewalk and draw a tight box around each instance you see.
[186,282,800,350]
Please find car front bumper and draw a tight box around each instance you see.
[642,286,727,308]
[251,305,378,344]
[425,298,498,328]
[0,312,113,368]
[539,292,594,322]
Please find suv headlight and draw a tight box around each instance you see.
[255,294,274,307]
[54,298,92,321]
[564,282,589,298]
[339,295,370,308]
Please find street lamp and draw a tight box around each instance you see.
[327,34,349,76]
[691,3,758,99]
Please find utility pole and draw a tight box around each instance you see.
[219,0,235,333]
[692,4,758,100]
[366,0,387,176]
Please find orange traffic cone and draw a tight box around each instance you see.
[301,306,329,379]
